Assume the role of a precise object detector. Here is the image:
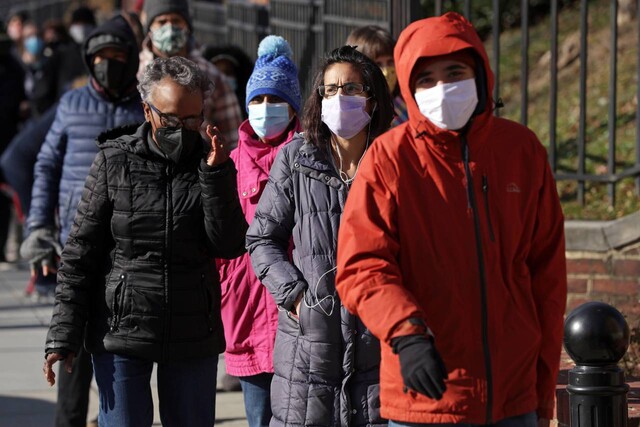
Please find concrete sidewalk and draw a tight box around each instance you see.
[0,265,247,427]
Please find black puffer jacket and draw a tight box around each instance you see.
[45,122,248,362]
[246,135,385,427]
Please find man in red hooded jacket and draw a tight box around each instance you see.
[336,12,567,427]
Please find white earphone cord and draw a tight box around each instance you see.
[302,266,337,317]
[284,106,376,317]
[332,107,374,185]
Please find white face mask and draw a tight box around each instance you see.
[414,78,478,130]
[69,24,94,45]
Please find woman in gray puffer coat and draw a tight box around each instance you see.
[246,46,394,427]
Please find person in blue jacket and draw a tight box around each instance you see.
[19,14,144,427]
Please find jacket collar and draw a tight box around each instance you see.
[296,140,334,172]
[411,111,495,161]
[96,121,149,154]
[293,137,349,190]
[89,78,140,104]
[236,118,301,199]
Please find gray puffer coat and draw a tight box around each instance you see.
[246,134,386,427]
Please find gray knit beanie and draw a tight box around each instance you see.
[143,0,192,33]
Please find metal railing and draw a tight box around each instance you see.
[191,1,227,46]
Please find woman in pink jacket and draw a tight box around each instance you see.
[217,35,302,427]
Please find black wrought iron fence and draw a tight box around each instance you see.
[226,0,268,61]
[268,0,323,93]
[323,0,390,55]
[191,0,227,46]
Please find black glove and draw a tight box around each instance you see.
[20,227,62,274]
[392,334,448,400]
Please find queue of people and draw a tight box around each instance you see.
[0,4,567,427]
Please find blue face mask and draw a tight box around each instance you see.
[248,102,291,139]
[24,36,44,56]
[224,75,238,92]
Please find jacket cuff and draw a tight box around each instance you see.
[26,222,57,235]
[282,281,308,311]
[45,348,70,359]
[537,400,555,420]
[388,317,433,342]
[200,158,234,174]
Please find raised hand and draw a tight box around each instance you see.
[205,125,230,167]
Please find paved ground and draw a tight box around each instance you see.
[0,264,247,427]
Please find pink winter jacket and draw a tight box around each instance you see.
[218,118,301,376]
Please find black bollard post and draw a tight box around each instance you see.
[564,301,630,427]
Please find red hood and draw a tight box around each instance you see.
[395,12,495,136]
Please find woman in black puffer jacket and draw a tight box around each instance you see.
[246,46,394,427]
[42,56,248,427]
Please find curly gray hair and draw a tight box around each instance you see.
[137,56,213,102]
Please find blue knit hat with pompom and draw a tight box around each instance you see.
[245,35,302,114]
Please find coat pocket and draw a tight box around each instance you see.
[282,291,305,335]
[108,275,127,333]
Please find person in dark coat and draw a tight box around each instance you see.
[20,15,144,427]
[67,6,96,46]
[42,56,248,427]
[29,7,96,117]
[246,46,394,427]
[0,102,56,222]
[0,19,25,263]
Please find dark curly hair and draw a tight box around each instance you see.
[302,45,394,147]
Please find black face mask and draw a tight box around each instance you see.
[154,126,202,164]
[93,59,127,93]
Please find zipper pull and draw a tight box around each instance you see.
[482,174,496,242]
[110,312,119,332]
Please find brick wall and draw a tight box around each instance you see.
[565,239,640,376]
[566,241,640,315]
